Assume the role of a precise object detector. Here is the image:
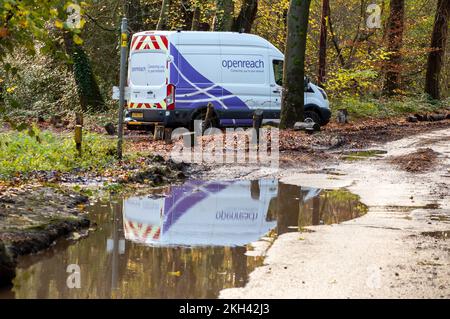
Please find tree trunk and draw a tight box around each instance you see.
[213,0,234,31]
[124,0,143,33]
[63,32,105,113]
[180,0,195,31]
[383,0,405,96]
[232,0,258,33]
[280,0,312,129]
[425,0,450,100]
[327,7,345,67]
[276,183,301,235]
[191,5,201,30]
[317,0,329,87]
[156,0,170,30]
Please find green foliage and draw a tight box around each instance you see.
[0,129,116,178]
[332,94,450,119]
[0,0,66,59]
[71,45,106,112]
[327,68,380,98]
[0,51,79,120]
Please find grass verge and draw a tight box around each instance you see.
[0,128,116,179]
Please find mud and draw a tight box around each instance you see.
[389,148,440,173]
[127,119,450,166]
[217,126,450,298]
[0,186,92,285]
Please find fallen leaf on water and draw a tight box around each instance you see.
[168,271,181,277]
[71,232,82,240]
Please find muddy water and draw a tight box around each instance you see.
[1,179,367,299]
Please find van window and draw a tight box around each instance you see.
[273,60,283,86]
[130,51,166,86]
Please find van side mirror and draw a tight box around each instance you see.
[304,76,310,90]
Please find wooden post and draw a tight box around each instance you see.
[75,112,84,126]
[154,125,165,140]
[75,126,82,156]
[252,109,264,144]
[104,122,116,135]
[164,128,173,144]
[337,109,349,124]
[202,103,215,132]
[74,112,83,156]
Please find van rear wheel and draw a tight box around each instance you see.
[191,110,218,132]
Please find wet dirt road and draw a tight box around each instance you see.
[220,127,450,298]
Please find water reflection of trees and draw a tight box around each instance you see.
[271,183,368,235]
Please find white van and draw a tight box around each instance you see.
[125,31,331,129]
[122,179,279,246]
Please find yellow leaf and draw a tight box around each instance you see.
[168,271,181,277]
[73,34,83,45]
[6,86,17,93]
[55,20,63,29]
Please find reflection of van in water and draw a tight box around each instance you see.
[123,179,279,247]
[125,31,331,130]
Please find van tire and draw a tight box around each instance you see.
[303,111,321,125]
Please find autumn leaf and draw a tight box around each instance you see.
[73,34,83,45]
[54,20,63,29]
[168,271,181,277]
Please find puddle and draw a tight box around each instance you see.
[342,150,387,161]
[0,179,366,299]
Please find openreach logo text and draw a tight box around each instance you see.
[170,120,279,167]
[222,59,265,69]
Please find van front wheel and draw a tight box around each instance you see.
[303,111,321,125]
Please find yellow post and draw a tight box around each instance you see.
[75,125,82,157]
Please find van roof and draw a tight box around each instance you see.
[132,31,283,57]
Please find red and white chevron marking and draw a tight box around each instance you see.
[131,34,168,52]
[123,218,161,243]
[127,101,166,109]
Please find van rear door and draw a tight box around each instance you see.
[128,34,169,110]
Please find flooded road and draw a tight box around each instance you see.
[1,179,366,298]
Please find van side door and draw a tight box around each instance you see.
[269,58,283,118]
[270,58,311,118]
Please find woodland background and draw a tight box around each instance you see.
[0,0,449,124]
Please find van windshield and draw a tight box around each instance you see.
[130,51,166,86]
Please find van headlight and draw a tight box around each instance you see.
[318,88,327,100]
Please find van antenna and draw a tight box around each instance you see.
[176,28,182,33]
